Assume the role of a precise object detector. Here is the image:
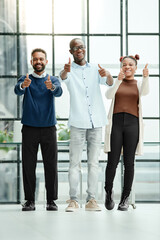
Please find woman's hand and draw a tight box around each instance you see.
[118,68,125,80]
[143,64,149,77]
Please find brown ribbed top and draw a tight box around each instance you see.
[113,79,139,117]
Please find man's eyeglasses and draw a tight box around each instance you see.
[71,45,86,52]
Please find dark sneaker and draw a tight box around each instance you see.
[22,201,35,211]
[117,196,129,211]
[46,201,58,211]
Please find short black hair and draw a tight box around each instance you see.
[69,38,84,49]
[31,48,47,59]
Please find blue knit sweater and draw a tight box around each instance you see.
[14,74,63,127]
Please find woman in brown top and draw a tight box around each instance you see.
[104,55,149,211]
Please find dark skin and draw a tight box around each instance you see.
[61,38,113,85]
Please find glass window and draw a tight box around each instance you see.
[0,79,17,118]
[0,0,16,33]
[128,36,159,75]
[135,77,159,118]
[54,0,87,34]
[128,0,159,33]
[19,0,52,33]
[143,120,159,142]
[0,163,17,202]
[89,0,120,34]
[135,162,160,201]
[0,36,17,75]
[89,37,121,76]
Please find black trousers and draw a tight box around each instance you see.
[22,125,58,202]
[105,112,139,197]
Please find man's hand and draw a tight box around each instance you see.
[98,64,111,77]
[118,68,125,80]
[22,74,31,88]
[98,64,113,86]
[61,58,71,80]
[64,58,71,73]
[44,75,53,89]
[143,64,149,77]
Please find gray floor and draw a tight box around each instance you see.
[0,204,160,240]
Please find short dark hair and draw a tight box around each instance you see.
[69,38,84,49]
[31,48,47,59]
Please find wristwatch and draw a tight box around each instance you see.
[51,84,56,91]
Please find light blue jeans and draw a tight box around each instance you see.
[69,126,102,202]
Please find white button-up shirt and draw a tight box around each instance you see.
[59,62,109,128]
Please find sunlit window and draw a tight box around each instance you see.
[0,0,159,203]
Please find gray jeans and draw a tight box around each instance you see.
[69,126,102,202]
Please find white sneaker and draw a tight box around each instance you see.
[85,199,101,211]
[65,200,79,212]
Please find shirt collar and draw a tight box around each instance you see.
[72,61,91,69]
[32,71,47,78]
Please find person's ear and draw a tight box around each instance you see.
[69,49,73,55]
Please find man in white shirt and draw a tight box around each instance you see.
[60,38,113,211]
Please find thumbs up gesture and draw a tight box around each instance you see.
[64,58,71,73]
[22,74,31,88]
[98,64,110,77]
[143,64,149,77]
[44,75,53,89]
[118,68,125,81]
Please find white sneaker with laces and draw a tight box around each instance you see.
[65,200,79,212]
[85,199,101,211]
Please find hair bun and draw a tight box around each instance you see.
[119,56,124,62]
[135,54,140,60]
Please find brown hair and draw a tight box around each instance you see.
[120,54,140,65]
[31,48,47,59]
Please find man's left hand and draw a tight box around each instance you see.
[98,64,110,77]
[44,75,52,89]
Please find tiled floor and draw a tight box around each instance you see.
[0,204,160,240]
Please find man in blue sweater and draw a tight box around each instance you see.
[14,48,62,211]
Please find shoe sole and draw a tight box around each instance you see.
[65,208,79,212]
[117,207,128,211]
[22,208,35,211]
[46,208,58,211]
[85,208,102,211]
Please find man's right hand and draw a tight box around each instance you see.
[22,74,32,88]
[61,58,71,80]
[64,58,71,73]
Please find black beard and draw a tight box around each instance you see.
[33,64,45,72]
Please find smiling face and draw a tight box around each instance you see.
[31,51,48,75]
[121,58,137,80]
[69,39,86,66]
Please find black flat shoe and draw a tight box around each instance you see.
[105,190,115,210]
[46,201,58,211]
[22,200,35,211]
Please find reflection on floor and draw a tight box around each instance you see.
[0,204,160,240]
